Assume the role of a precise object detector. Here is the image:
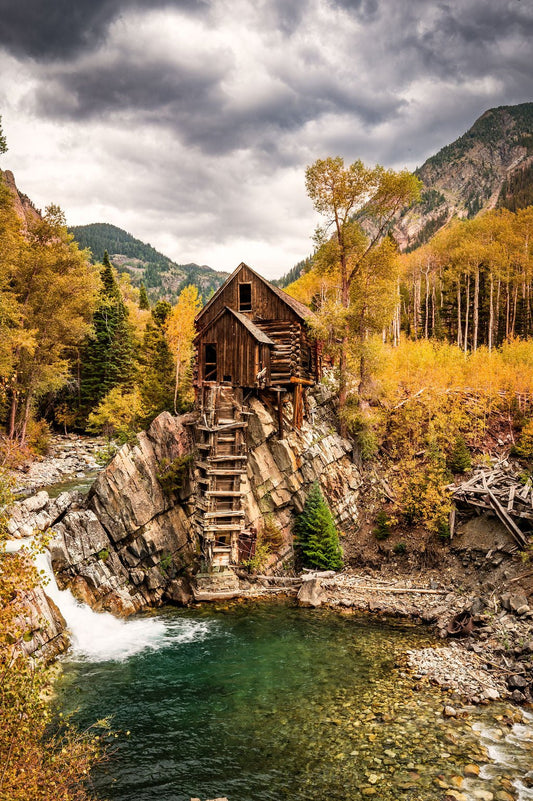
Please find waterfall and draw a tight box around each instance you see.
[6,539,210,662]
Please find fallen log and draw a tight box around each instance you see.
[334,585,446,595]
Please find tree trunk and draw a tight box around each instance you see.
[19,393,33,446]
[511,284,519,336]
[488,272,494,352]
[8,393,17,440]
[457,280,463,349]
[464,272,470,353]
[496,278,501,345]
[424,268,429,339]
[473,266,479,352]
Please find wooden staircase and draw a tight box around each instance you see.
[193,385,250,569]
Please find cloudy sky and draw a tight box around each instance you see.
[0,0,531,278]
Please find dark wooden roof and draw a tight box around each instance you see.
[228,308,275,344]
[194,305,275,345]
[195,262,314,325]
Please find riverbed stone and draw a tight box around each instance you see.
[297,577,325,607]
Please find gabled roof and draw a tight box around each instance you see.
[194,305,275,345]
[195,261,315,325]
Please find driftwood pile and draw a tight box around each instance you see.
[451,465,533,548]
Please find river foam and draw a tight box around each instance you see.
[7,538,212,663]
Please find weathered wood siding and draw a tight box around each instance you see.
[259,320,317,384]
[196,264,302,331]
[196,311,271,387]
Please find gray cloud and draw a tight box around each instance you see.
[0,0,210,60]
[0,0,532,275]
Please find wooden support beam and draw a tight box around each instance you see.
[486,489,528,548]
[290,376,315,386]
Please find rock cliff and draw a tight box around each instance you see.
[394,103,533,250]
[9,389,361,617]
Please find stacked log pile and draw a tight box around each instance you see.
[451,466,533,548]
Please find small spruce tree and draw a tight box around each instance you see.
[138,282,150,310]
[295,482,343,570]
[79,251,136,416]
[447,436,472,473]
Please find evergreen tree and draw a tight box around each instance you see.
[79,251,136,415]
[138,300,175,422]
[0,115,7,154]
[138,282,150,310]
[294,482,343,570]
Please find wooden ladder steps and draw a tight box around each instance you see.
[196,462,246,474]
[204,510,246,519]
[207,455,247,462]
[201,524,245,532]
[197,422,247,432]
[205,490,245,497]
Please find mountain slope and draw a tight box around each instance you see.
[69,223,228,304]
[396,102,533,250]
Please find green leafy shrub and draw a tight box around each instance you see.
[262,514,284,551]
[26,419,52,456]
[373,510,391,540]
[157,454,193,496]
[159,552,173,575]
[294,482,343,571]
[511,419,533,459]
[97,548,110,562]
[242,537,272,573]
[393,541,407,555]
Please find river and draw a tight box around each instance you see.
[52,599,533,801]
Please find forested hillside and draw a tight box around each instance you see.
[0,169,203,458]
[70,222,228,305]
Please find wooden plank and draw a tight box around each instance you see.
[204,510,246,519]
[486,489,528,547]
[508,485,516,512]
[197,421,247,432]
[205,490,245,497]
[449,506,456,539]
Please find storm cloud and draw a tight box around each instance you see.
[0,0,531,276]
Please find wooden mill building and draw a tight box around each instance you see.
[192,262,320,572]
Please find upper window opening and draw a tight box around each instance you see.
[239,282,252,312]
[204,343,217,381]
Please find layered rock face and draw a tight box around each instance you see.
[242,386,360,565]
[9,389,361,617]
[50,412,197,615]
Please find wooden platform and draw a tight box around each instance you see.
[193,385,251,567]
[451,466,533,548]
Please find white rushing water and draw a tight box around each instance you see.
[470,711,533,800]
[6,538,211,662]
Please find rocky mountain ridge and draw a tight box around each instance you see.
[396,102,533,250]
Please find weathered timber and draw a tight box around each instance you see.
[486,489,528,547]
[451,465,533,549]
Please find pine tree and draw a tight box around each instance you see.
[295,482,343,570]
[138,282,150,310]
[138,300,175,422]
[79,251,136,416]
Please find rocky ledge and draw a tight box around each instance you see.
[282,569,533,705]
[10,433,104,495]
[6,388,362,619]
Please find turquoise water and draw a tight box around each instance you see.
[55,603,532,801]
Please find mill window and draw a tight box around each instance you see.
[239,282,252,312]
[204,343,217,381]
